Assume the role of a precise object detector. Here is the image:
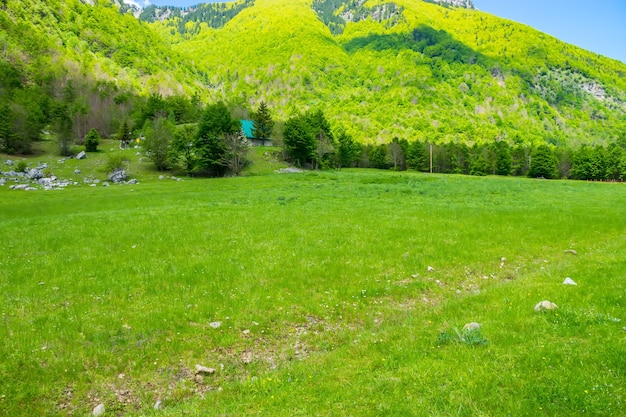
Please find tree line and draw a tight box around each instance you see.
[2,68,625,182]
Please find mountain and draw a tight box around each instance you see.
[141,0,625,145]
[1,0,625,149]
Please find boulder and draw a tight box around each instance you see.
[27,168,43,180]
[74,169,81,175]
[563,277,577,286]
[463,322,481,331]
[108,169,127,183]
[534,300,558,312]
[5,159,13,166]
[76,151,86,160]
[92,404,105,416]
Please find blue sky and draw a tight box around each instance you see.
[132,0,626,64]
[473,0,626,64]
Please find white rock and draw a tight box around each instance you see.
[534,300,558,312]
[209,321,222,329]
[195,364,215,375]
[564,249,578,255]
[563,277,577,286]
[463,322,480,331]
[154,400,162,410]
[92,403,105,416]
[76,151,86,160]
[427,266,435,272]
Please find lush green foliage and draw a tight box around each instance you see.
[2,0,626,155]
[166,0,626,146]
[1,169,625,415]
[84,128,101,152]
[143,116,175,170]
[251,100,274,142]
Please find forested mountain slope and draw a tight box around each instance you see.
[1,0,625,149]
[146,0,626,145]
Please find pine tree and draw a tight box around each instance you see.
[251,101,274,145]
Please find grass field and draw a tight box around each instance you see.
[1,164,625,416]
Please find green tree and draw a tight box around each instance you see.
[84,128,100,152]
[171,124,199,175]
[251,100,274,145]
[117,120,133,148]
[283,113,314,167]
[528,145,558,179]
[143,116,174,171]
[0,103,14,153]
[494,141,512,176]
[336,128,358,168]
[51,101,74,156]
[406,141,428,171]
[195,101,239,176]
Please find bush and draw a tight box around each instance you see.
[15,160,27,173]
[105,153,129,174]
[84,128,100,152]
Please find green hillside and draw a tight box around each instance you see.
[147,0,626,145]
[1,0,625,153]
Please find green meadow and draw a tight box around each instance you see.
[1,167,625,416]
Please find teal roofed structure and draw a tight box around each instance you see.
[240,119,273,146]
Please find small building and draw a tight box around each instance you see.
[240,120,273,147]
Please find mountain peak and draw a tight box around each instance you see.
[427,0,475,9]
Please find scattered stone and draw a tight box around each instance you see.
[0,178,5,186]
[37,163,48,169]
[159,175,164,180]
[76,151,86,160]
[195,364,216,375]
[92,403,105,416]
[102,182,110,187]
[90,184,97,187]
[154,400,162,410]
[108,169,127,183]
[27,168,43,180]
[623,327,626,332]
[93,179,100,184]
[5,159,13,166]
[209,321,222,329]
[564,249,578,255]
[427,266,435,272]
[126,179,139,185]
[74,169,81,175]
[463,322,481,331]
[534,300,558,312]
[275,167,304,174]
[10,184,29,190]
[563,277,577,286]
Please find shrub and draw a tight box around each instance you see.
[84,128,100,152]
[15,160,27,172]
[105,153,129,174]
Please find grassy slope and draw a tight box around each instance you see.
[1,165,625,415]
